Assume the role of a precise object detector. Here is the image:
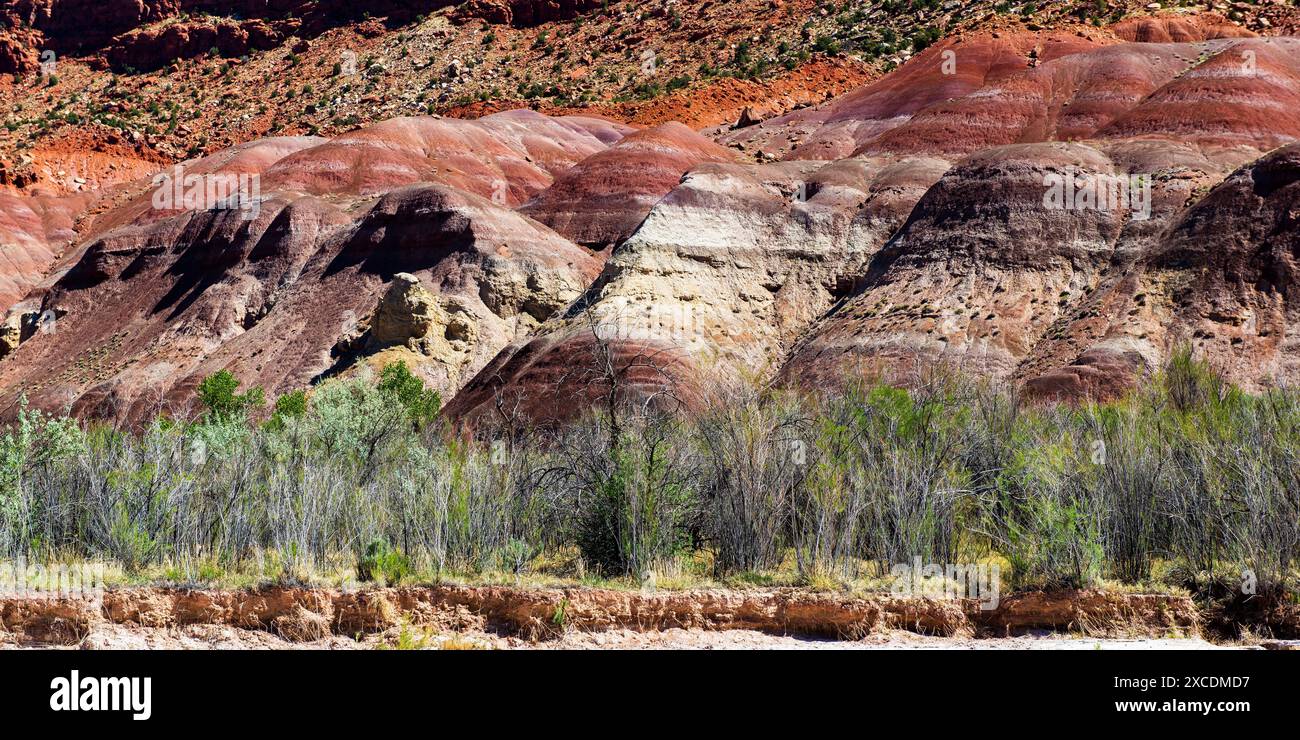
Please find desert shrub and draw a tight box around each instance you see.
[553,412,700,577]
[430,439,513,570]
[853,384,968,571]
[82,421,191,571]
[197,370,265,422]
[356,537,410,584]
[0,397,86,556]
[270,389,308,421]
[496,538,538,575]
[1,349,1296,602]
[988,430,1105,590]
[1087,406,1167,584]
[1161,388,1300,598]
[377,361,441,430]
[1163,345,1226,413]
[789,384,968,579]
[305,373,410,472]
[696,389,808,574]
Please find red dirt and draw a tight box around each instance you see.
[448,57,878,131]
[0,585,1202,646]
[520,121,741,249]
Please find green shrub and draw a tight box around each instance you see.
[570,418,699,577]
[990,433,1104,589]
[0,397,86,554]
[274,390,308,417]
[377,361,440,430]
[356,538,410,584]
[306,374,408,468]
[265,389,308,431]
[197,370,264,422]
[496,538,537,575]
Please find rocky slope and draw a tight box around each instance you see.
[11,1,1295,195]
[0,110,610,420]
[775,34,1300,399]
[445,153,949,421]
[452,21,1300,420]
[0,187,91,309]
[2,8,1300,423]
[1025,142,1300,398]
[519,122,740,250]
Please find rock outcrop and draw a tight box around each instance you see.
[0,113,611,421]
[5,16,1300,424]
[0,0,620,74]
[369,272,441,348]
[446,154,948,422]
[451,0,606,28]
[520,122,740,250]
[103,19,287,72]
[0,0,460,73]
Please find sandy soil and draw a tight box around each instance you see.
[1,622,1253,651]
[5,584,1293,650]
[540,629,1242,650]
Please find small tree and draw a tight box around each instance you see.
[264,389,308,431]
[378,361,440,430]
[197,370,265,422]
[273,389,308,417]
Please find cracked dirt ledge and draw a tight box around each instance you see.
[0,585,1209,648]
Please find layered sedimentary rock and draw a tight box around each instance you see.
[0,189,95,310]
[5,17,1300,425]
[858,41,1205,158]
[780,140,1233,392]
[1024,143,1300,397]
[0,112,612,420]
[719,31,1106,161]
[1141,143,1300,387]
[446,154,948,421]
[1095,37,1300,155]
[324,183,603,393]
[458,27,1300,418]
[260,111,630,203]
[1110,13,1257,44]
[519,122,739,250]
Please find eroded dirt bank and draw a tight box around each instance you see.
[0,584,1223,649]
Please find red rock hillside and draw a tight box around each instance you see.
[2,10,1300,424]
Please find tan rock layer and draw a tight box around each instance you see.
[0,585,1205,645]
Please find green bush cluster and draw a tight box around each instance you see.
[0,353,1296,603]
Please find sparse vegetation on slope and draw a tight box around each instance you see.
[6,1,1294,192]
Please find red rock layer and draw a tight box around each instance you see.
[0,189,95,309]
[0,113,619,421]
[260,111,632,203]
[1096,37,1300,153]
[719,30,1106,161]
[519,122,740,250]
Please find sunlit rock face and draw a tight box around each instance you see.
[5,21,1300,425]
[0,114,612,422]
